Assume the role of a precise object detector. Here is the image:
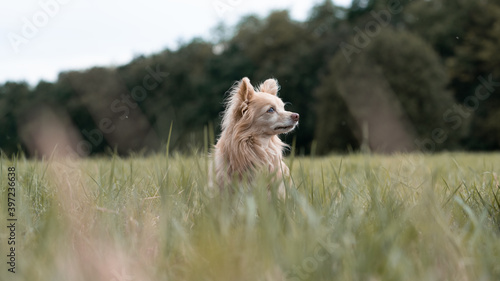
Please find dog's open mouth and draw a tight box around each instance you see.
[274,125,294,131]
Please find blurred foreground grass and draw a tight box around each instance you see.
[1,152,500,281]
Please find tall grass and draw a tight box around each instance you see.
[1,152,500,280]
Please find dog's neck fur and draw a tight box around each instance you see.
[219,125,285,177]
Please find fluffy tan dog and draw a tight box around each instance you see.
[214,77,299,192]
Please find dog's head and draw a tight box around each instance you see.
[222,77,299,136]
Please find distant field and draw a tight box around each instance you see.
[1,153,500,281]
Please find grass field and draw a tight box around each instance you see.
[1,152,500,281]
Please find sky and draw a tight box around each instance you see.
[1,0,352,85]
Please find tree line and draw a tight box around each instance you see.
[1,0,499,157]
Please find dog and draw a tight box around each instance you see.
[214,77,299,194]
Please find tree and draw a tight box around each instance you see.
[0,82,31,155]
[406,0,500,149]
[447,2,500,149]
[316,28,460,153]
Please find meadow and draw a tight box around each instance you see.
[1,152,500,281]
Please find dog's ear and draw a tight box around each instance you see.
[238,77,254,102]
[237,77,254,116]
[258,78,279,96]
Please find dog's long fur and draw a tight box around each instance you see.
[214,77,299,190]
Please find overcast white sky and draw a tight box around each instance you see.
[1,0,352,85]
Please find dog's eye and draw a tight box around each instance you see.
[267,107,275,113]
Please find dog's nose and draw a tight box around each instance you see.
[291,113,299,122]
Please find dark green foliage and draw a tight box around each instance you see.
[366,29,459,146]
[0,82,31,155]
[314,77,359,154]
[315,28,460,153]
[406,0,500,150]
